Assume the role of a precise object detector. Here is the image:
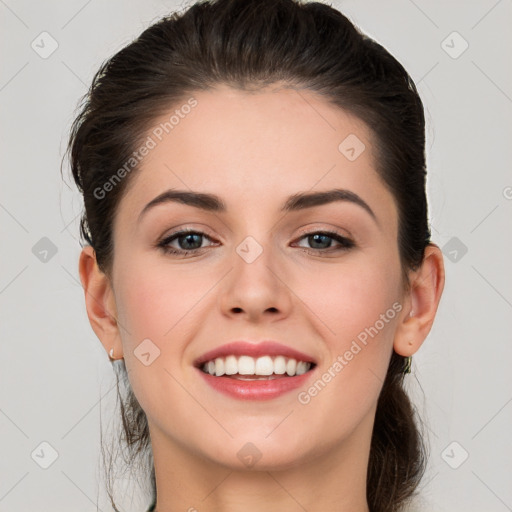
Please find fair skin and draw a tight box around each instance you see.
[79,84,444,511]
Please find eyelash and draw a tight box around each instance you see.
[156,228,355,258]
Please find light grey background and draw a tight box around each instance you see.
[1,0,511,511]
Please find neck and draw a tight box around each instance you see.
[149,410,374,512]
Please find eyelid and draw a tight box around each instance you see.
[160,224,218,241]
[294,223,353,240]
[158,227,218,247]
[159,224,352,244]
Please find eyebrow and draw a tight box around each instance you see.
[138,188,378,225]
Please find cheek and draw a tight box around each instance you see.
[111,258,201,426]
[300,253,402,406]
[301,253,402,340]
[113,255,192,353]
[296,260,401,419]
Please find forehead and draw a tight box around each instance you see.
[114,84,397,231]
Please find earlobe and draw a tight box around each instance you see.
[78,245,123,358]
[393,243,445,357]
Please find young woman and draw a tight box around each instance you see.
[68,0,445,510]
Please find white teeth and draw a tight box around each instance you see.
[201,355,312,377]
[274,356,286,374]
[255,356,274,376]
[286,358,297,376]
[225,355,238,375]
[238,355,255,375]
[296,361,308,375]
[214,357,225,376]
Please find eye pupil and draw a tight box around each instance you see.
[309,234,331,249]
[180,233,202,250]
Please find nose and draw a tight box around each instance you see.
[219,237,293,323]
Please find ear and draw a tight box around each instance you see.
[394,243,445,357]
[78,245,123,359]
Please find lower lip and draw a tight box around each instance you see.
[196,368,315,400]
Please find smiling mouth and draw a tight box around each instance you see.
[198,354,316,379]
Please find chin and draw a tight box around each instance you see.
[196,435,314,472]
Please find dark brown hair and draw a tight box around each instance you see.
[65,0,430,510]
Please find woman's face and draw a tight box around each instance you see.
[108,84,407,469]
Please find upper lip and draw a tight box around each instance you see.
[194,341,317,367]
